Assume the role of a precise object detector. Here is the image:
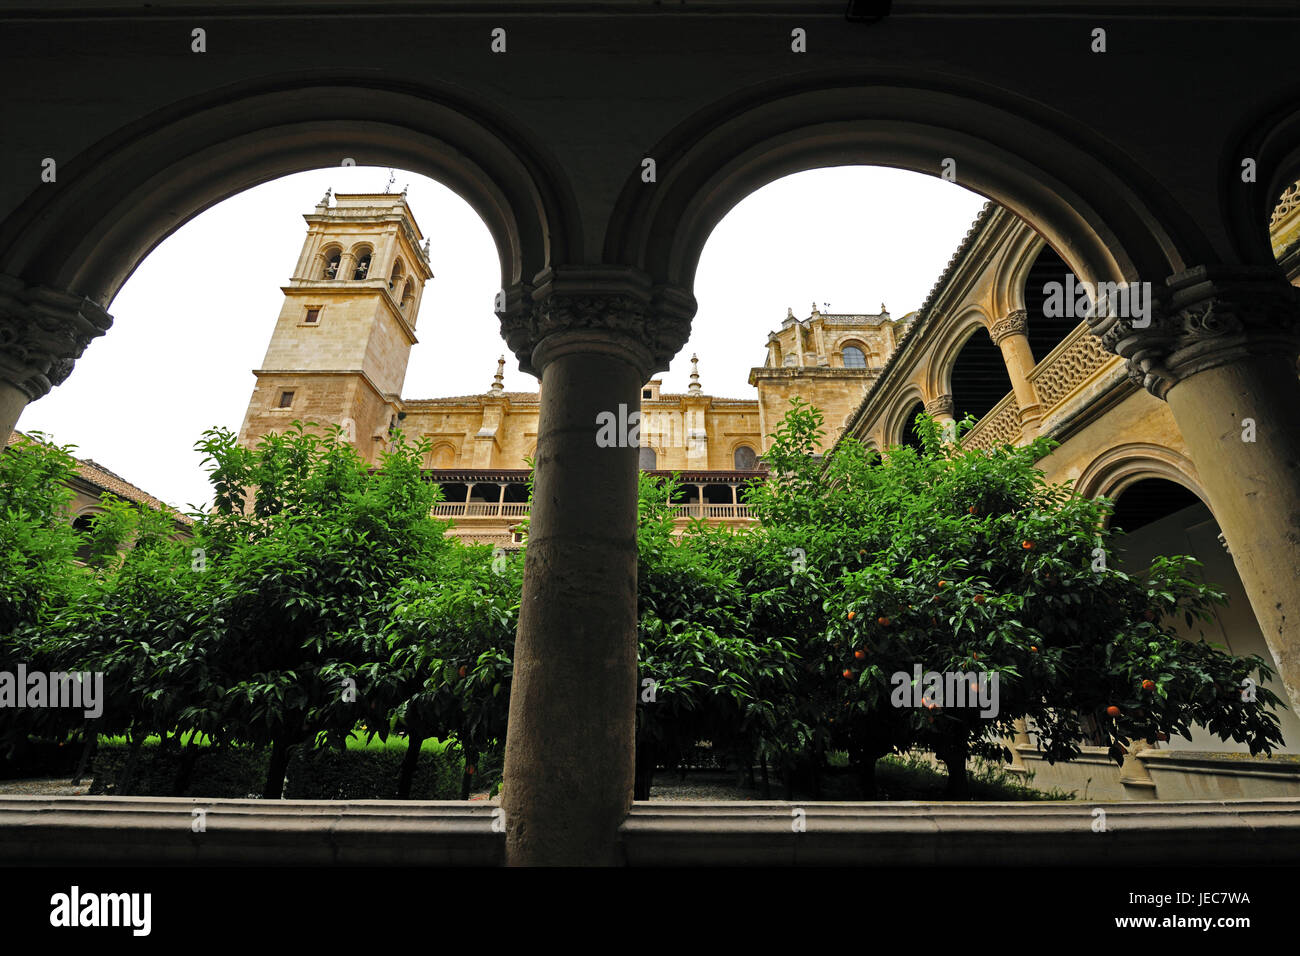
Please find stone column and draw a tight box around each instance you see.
[497,268,693,866]
[924,394,957,443]
[1092,266,1300,714]
[989,310,1043,435]
[0,276,112,438]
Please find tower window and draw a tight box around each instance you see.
[278,391,294,408]
[842,346,867,368]
[323,251,341,279]
[353,253,372,280]
[304,307,321,325]
[642,389,652,399]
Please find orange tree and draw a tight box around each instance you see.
[750,399,1286,797]
[634,472,799,799]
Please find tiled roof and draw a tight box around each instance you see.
[6,430,192,524]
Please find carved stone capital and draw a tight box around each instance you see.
[989,309,1029,345]
[924,394,955,418]
[0,275,113,402]
[496,267,695,378]
[1088,266,1300,400]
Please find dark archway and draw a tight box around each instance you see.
[950,328,1012,424]
[898,399,926,452]
[1022,244,1081,363]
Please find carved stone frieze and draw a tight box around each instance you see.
[0,275,112,402]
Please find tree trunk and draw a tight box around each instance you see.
[857,749,884,800]
[262,737,291,799]
[171,732,202,796]
[939,742,970,799]
[760,754,771,799]
[397,732,425,799]
[460,746,479,801]
[115,731,146,796]
[71,729,96,786]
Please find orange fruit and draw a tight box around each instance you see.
[1022,540,1034,550]
[973,594,985,604]
[467,765,476,775]
[854,649,866,660]
[458,666,468,678]
[1142,679,1155,691]
[1106,705,1121,717]
[843,669,854,680]
[847,610,855,621]
[877,616,891,627]
[1029,645,1038,653]
[938,580,948,589]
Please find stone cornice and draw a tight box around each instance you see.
[497,268,696,377]
[0,275,112,401]
[1089,266,1300,400]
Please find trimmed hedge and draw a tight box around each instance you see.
[89,734,465,799]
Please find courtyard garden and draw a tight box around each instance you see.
[0,402,1287,801]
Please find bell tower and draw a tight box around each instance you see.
[238,191,434,463]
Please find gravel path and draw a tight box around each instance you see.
[0,778,92,796]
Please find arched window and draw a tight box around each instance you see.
[72,513,97,564]
[842,345,867,368]
[352,249,372,280]
[951,328,1012,423]
[389,259,404,289]
[322,249,341,279]
[733,444,758,469]
[400,278,414,311]
[899,399,926,452]
[638,447,657,470]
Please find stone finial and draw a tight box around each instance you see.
[811,301,820,314]
[422,238,431,258]
[401,184,409,199]
[316,188,332,211]
[688,353,702,394]
[881,302,888,315]
[491,355,506,393]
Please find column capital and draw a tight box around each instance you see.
[0,275,112,402]
[989,309,1028,345]
[1089,266,1300,400]
[496,267,695,378]
[924,394,955,418]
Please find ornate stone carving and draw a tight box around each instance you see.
[0,275,112,402]
[961,395,1021,452]
[924,394,955,418]
[1027,326,1114,410]
[1088,267,1300,400]
[989,309,1028,345]
[496,269,695,376]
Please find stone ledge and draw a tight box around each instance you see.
[0,797,502,866]
[620,799,1300,866]
[5,796,1299,866]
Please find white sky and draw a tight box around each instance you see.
[18,165,987,511]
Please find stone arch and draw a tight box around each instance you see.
[836,338,871,369]
[319,243,344,280]
[1074,442,1209,519]
[0,76,578,309]
[348,243,374,280]
[1225,99,1300,269]
[731,441,758,470]
[388,257,405,289]
[884,387,928,449]
[990,225,1045,322]
[427,442,457,469]
[926,306,994,399]
[606,72,1205,302]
